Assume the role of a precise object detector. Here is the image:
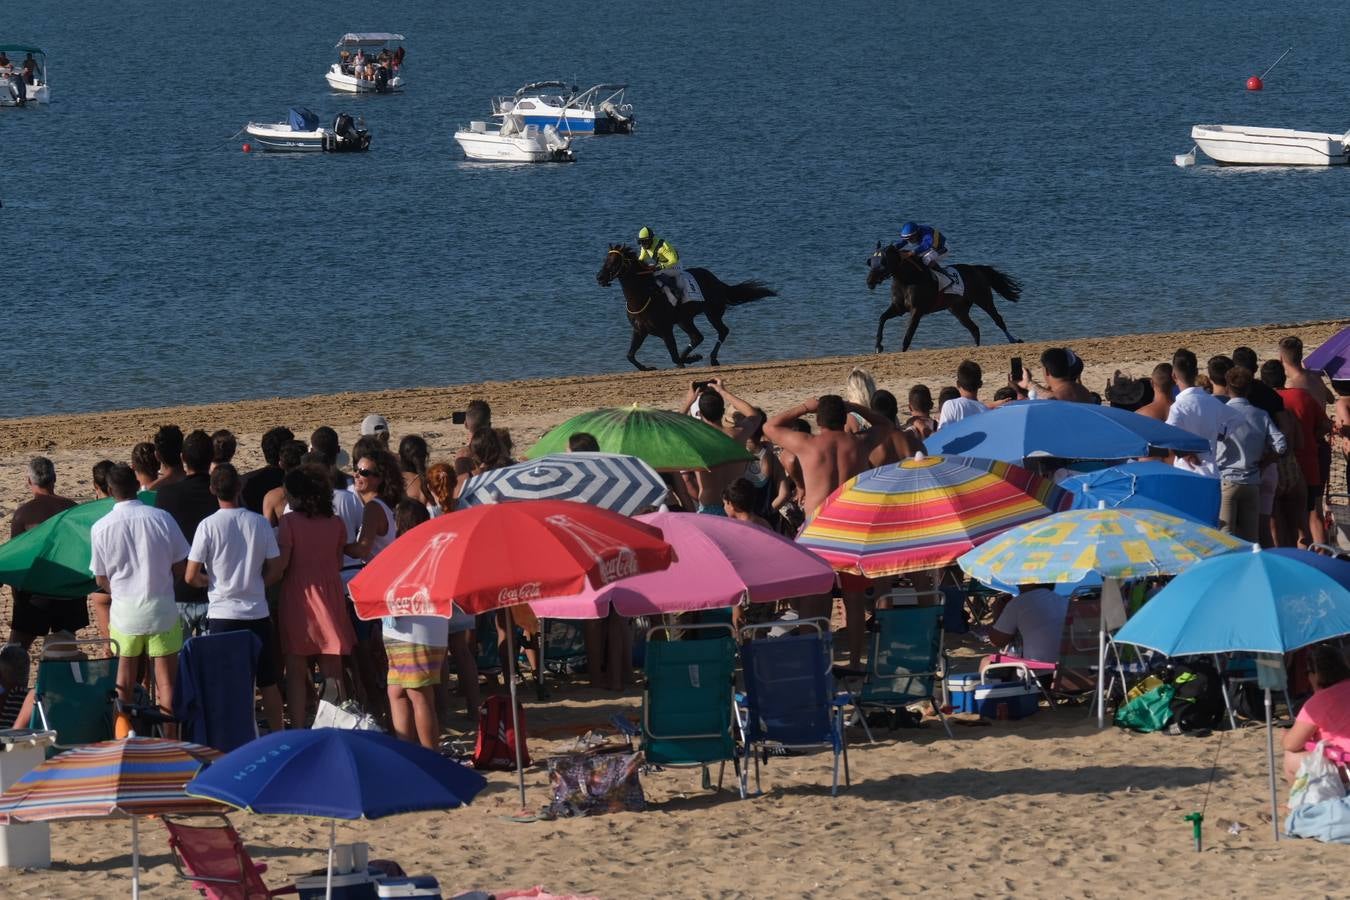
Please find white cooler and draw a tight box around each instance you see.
[0,730,56,868]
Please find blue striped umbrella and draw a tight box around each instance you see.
[458,452,668,515]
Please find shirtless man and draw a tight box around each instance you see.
[1134,363,1174,422]
[765,394,893,665]
[868,391,924,467]
[678,379,762,514]
[1021,348,1095,402]
[452,400,491,477]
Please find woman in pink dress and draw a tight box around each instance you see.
[276,463,353,727]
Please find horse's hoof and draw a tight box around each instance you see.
[709,359,720,367]
[681,353,704,364]
[1009,337,1025,344]
[874,346,884,354]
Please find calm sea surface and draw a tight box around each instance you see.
[4,0,1348,417]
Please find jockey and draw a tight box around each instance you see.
[896,221,956,292]
[637,226,690,306]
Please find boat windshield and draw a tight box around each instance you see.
[334,33,404,49]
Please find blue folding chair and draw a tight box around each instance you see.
[837,606,953,741]
[736,618,849,797]
[641,622,741,795]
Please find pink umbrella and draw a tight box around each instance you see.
[530,512,835,618]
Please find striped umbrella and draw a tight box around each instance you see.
[797,455,1070,578]
[458,452,668,514]
[0,737,222,898]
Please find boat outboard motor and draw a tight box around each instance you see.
[600,100,635,134]
[374,65,390,93]
[5,74,25,106]
[329,113,371,152]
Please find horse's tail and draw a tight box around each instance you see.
[981,267,1022,303]
[725,280,777,306]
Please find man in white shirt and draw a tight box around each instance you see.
[984,585,1070,665]
[89,463,190,737]
[937,360,988,428]
[184,464,285,733]
[1165,348,1241,478]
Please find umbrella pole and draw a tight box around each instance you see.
[131,816,140,900]
[1266,688,1280,842]
[506,623,528,809]
[327,820,336,900]
[1097,622,1107,730]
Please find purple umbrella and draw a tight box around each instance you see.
[1305,325,1350,381]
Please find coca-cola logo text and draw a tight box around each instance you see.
[498,582,543,604]
[596,549,639,584]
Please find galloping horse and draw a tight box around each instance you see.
[866,242,1024,353]
[597,244,777,371]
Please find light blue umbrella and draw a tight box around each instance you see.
[927,400,1209,462]
[1059,461,1221,526]
[1113,547,1350,840]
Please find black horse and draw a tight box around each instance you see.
[866,242,1024,353]
[597,244,776,370]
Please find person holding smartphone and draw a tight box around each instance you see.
[677,379,763,515]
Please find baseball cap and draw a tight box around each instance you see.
[360,414,389,436]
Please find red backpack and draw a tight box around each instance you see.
[472,695,530,770]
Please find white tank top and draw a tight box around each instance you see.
[366,497,397,559]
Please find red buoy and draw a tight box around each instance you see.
[1246,75,1263,91]
[242,142,252,153]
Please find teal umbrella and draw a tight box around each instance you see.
[526,405,753,471]
[0,492,156,598]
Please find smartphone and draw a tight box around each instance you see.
[692,380,712,392]
[1010,357,1023,384]
[451,410,467,425]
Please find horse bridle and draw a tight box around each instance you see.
[605,248,658,315]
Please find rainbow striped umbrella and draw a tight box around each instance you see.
[797,456,1070,578]
[0,737,223,898]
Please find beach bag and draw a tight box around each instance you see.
[544,748,644,818]
[1289,742,1347,812]
[1114,683,1175,733]
[1168,661,1224,732]
[312,698,381,731]
[473,694,530,770]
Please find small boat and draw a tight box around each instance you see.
[244,107,371,152]
[0,44,49,106]
[1191,124,1350,166]
[491,82,635,135]
[453,114,574,163]
[325,33,404,94]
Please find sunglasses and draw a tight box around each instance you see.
[354,467,379,478]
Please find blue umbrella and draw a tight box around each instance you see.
[186,729,486,898]
[1059,461,1221,526]
[927,400,1209,462]
[1113,547,1350,840]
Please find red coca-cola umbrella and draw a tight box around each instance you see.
[346,500,674,808]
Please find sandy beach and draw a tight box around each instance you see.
[2,319,1348,898]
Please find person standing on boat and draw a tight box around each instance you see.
[896,221,955,292]
[637,226,691,307]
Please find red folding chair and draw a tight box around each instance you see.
[162,815,297,899]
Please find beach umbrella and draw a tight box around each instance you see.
[529,512,836,618]
[958,507,1247,727]
[1113,547,1350,840]
[925,400,1209,463]
[1059,461,1221,526]
[458,452,668,514]
[525,405,754,471]
[187,729,486,900]
[1304,324,1350,380]
[0,737,221,898]
[348,500,674,806]
[796,456,1071,578]
[0,491,156,598]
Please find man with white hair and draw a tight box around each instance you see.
[9,457,80,647]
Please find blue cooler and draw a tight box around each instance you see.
[296,873,378,900]
[946,673,983,714]
[972,676,1040,719]
[377,876,442,899]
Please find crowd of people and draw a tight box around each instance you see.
[0,337,1347,759]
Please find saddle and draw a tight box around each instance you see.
[931,265,965,297]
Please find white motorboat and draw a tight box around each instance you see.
[491,82,635,134]
[0,44,49,106]
[244,107,371,152]
[1191,124,1350,166]
[325,33,404,93]
[453,114,574,163]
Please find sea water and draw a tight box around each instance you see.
[3,0,1347,416]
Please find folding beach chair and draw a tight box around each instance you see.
[1319,492,1350,555]
[837,607,952,741]
[162,815,297,899]
[736,618,849,797]
[29,636,119,755]
[175,631,261,752]
[641,622,740,795]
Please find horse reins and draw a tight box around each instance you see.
[607,247,657,315]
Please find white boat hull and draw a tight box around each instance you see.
[1191,124,1350,166]
[25,82,48,103]
[453,130,571,162]
[326,65,403,94]
[245,122,328,152]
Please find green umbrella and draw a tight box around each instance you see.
[526,406,754,471]
[0,492,156,598]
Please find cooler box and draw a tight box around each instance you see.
[296,872,379,900]
[378,876,442,898]
[946,673,983,714]
[972,678,1040,720]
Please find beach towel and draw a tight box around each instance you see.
[1286,795,1350,842]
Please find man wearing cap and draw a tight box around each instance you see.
[636,226,691,307]
[361,414,391,447]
